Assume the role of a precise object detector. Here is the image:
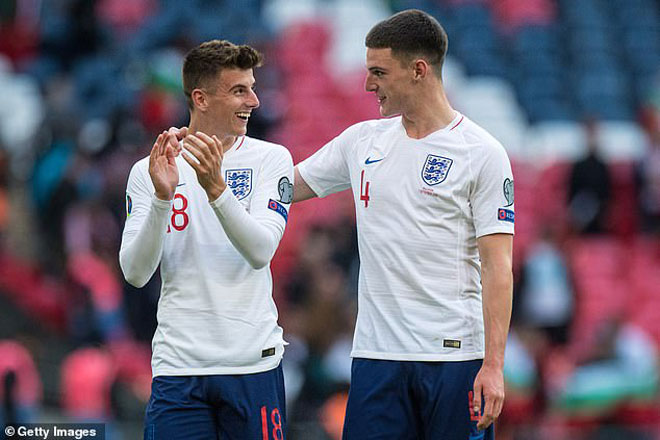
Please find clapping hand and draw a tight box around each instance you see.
[182,132,227,201]
[149,131,179,201]
[165,126,188,154]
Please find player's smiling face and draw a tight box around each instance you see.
[200,68,260,137]
[365,47,412,117]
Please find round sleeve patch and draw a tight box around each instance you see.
[278,177,293,204]
[126,194,133,216]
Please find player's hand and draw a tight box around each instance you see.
[182,132,227,201]
[166,126,188,155]
[149,131,179,201]
[472,364,505,430]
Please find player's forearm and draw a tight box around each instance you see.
[119,197,171,287]
[481,263,513,369]
[210,189,280,270]
[293,167,318,202]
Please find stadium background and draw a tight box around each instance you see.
[0,0,659,438]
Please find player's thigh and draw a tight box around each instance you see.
[144,376,217,440]
[343,359,419,440]
[213,365,286,440]
[416,360,494,440]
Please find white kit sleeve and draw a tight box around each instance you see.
[296,124,359,198]
[119,161,172,287]
[470,142,515,238]
[211,146,294,269]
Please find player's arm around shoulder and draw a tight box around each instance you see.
[473,232,513,430]
[293,167,318,202]
[293,120,373,202]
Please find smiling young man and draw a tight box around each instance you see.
[294,10,514,440]
[119,40,293,439]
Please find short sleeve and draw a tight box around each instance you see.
[297,124,360,198]
[471,143,515,238]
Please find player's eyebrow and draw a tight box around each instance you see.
[228,80,256,91]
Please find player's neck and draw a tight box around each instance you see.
[401,88,456,139]
[188,118,237,153]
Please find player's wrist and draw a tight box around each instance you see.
[154,189,174,201]
[206,182,227,202]
[482,358,504,370]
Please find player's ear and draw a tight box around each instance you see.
[412,59,429,80]
[191,88,208,111]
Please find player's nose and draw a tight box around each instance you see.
[364,76,377,92]
[247,88,260,108]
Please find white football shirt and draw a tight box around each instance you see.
[298,113,514,361]
[120,136,293,376]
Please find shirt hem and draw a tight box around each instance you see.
[476,226,514,238]
[152,357,282,377]
[350,350,485,362]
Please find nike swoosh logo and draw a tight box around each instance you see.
[176,183,186,187]
[365,156,385,165]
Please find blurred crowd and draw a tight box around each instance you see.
[0,0,659,439]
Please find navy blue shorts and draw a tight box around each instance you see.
[144,365,286,440]
[343,358,494,440]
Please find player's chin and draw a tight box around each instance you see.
[378,101,397,117]
[231,123,248,136]
[379,106,396,117]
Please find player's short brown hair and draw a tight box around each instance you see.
[365,9,448,76]
[182,39,263,110]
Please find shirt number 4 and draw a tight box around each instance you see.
[166,193,189,233]
[360,170,370,208]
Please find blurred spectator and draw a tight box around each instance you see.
[554,318,659,419]
[96,0,156,39]
[0,54,44,172]
[41,0,108,71]
[67,251,128,344]
[283,225,356,434]
[500,328,540,440]
[296,263,353,398]
[30,127,77,269]
[516,227,574,346]
[0,148,8,241]
[0,340,42,427]
[636,112,660,234]
[568,120,612,234]
[0,0,39,64]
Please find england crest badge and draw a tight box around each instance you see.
[421,154,453,186]
[225,168,253,200]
